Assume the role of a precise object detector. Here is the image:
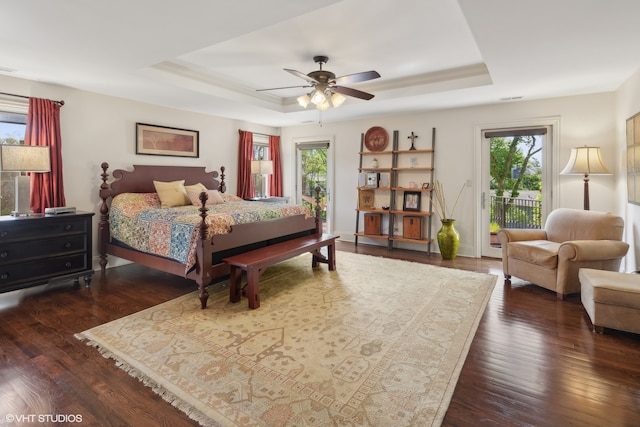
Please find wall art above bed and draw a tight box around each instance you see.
[136,122,199,158]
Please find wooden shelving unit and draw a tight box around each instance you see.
[355,128,436,253]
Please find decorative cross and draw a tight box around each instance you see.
[408,132,418,150]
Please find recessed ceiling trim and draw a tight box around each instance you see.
[149,61,286,110]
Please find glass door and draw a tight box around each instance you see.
[481,127,549,258]
[296,140,331,233]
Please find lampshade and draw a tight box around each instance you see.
[251,160,273,175]
[0,144,51,172]
[560,146,610,175]
[330,92,346,108]
[310,89,327,106]
[297,94,311,108]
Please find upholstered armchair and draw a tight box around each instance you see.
[497,208,629,299]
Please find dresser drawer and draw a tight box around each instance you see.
[0,253,89,290]
[0,234,88,265]
[0,216,88,242]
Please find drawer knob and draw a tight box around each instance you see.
[0,273,8,280]
[0,251,7,258]
[0,231,7,238]
[65,262,72,268]
[64,224,72,231]
[64,242,72,249]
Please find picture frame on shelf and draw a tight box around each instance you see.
[403,191,421,211]
[136,123,199,158]
[359,189,375,209]
[422,182,430,189]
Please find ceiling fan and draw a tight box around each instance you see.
[257,55,381,110]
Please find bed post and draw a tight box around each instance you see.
[219,166,226,193]
[98,162,112,272]
[314,186,323,234]
[195,191,210,309]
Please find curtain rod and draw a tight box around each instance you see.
[0,91,65,106]
[238,129,275,138]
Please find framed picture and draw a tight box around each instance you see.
[359,189,375,209]
[421,182,430,189]
[627,112,640,205]
[403,191,421,211]
[136,123,199,158]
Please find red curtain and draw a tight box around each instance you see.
[237,130,255,199]
[269,135,283,197]
[25,98,65,213]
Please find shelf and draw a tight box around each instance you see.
[358,186,391,191]
[393,187,432,192]
[359,151,393,155]
[355,128,436,254]
[354,232,389,240]
[389,236,431,244]
[356,208,390,214]
[390,210,431,216]
[393,149,433,154]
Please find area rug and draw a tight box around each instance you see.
[76,251,496,426]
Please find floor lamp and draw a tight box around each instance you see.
[251,160,273,198]
[0,145,51,216]
[560,146,610,210]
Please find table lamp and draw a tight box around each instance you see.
[251,160,273,198]
[0,145,51,216]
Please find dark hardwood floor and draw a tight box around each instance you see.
[1,241,639,426]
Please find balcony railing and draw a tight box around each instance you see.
[491,195,542,229]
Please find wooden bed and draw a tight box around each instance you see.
[98,163,320,309]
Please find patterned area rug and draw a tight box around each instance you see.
[76,251,496,426]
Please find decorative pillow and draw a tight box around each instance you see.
[186,189,225,206]
[184,182,207,193]
[221,194,244,203]
[153,180,189,208]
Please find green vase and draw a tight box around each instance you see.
[437,219,460,260]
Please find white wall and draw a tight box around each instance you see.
[0,74,278,268]
[282,92,617,257]
[1,74,621,262]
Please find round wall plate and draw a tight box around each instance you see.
[364,126,389,151]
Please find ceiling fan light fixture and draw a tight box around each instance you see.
[317,100,331,111]
[330,92,346,108]
[297,93,311,108]
[310,89,327,106]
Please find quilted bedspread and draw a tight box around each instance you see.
[109,193,311,274]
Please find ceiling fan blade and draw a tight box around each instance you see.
[256,84,312,92]
[333,85,375,100]
[333,70,380,85]
[284,68,319,84]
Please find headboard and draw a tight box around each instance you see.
[100,163,226,198]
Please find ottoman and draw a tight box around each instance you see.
[579,268,640,334]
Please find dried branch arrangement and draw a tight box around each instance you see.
[430,180,465,220]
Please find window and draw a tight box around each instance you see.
[0,110,27,215]
[252,135,270,198]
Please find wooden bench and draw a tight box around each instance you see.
[223,233,339,309]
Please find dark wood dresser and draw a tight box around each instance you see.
[0,212,94,294]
